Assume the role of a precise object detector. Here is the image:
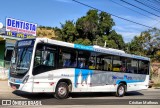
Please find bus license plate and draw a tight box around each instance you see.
[11,85,17,89]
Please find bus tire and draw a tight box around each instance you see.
[116,83,125,97]
[54,82,69,99]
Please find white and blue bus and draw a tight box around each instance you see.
[8,38,150,99]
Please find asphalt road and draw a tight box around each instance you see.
[0,81,160,107]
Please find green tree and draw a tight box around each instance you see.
[60,20,77,42]
[141,28,160,57]
[76,10,99,43]
[108,30,125,50]
[76,9,117,47]
[127,28,160,60]
[54,27,63,40]
[74,38,92,45]
[53,9,126,51]
[127,36,144,55]
[98,12,115,36]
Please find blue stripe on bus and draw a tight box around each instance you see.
[74,44,94,51]
[116,80,144,84]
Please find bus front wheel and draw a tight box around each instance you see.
[116,83,126,97]
[54,82,69,99]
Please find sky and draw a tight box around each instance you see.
[0,0,160,43]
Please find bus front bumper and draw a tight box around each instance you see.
[8,80,33,92]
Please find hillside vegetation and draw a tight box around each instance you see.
[37,26,57,39]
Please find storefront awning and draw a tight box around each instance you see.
[0,35,22,40]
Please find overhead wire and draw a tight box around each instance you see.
[110,0,159,21]
[134,0,160,13]
[120,0,160,18]
[139,0,160,12]
[72,0,153,29]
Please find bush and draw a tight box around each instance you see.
[152,74,160,87]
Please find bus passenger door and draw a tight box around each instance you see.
[32,44,57,92]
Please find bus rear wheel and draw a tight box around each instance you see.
[116,83,126,97]
[54,82,69,99]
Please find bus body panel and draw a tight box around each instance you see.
[9,69,149,93]
[31,68,149,93]
[8,38,150,95]
[8,77,33,92]
[32,68,75,93]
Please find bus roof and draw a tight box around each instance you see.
[35,38,150,61]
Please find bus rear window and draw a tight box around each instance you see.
[138,60,149,74]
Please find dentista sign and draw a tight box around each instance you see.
[6,18,37,36]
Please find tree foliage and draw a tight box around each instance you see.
[60,20,77,42]
[54,9,125,50]
[127,28,160,61]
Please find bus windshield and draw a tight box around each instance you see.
[10,40,34,76]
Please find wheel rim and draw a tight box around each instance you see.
[58,86,67,96]
[119,86,124,96]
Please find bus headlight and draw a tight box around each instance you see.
[23,75,29,83]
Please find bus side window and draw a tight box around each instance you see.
[79,59,86,68]
[33,44,56,75]
[112,56,126,72]
[89,61,95,69]
[44,52,55,66]
[58,47,77,68]
[113,56,121,72]
[96,53,112,71]
[77,50,90,69]
[103,56,112,71]
[126,59,138,74]
[34,50,41,67]
[138,60,149,74]
[89,56,96,70]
